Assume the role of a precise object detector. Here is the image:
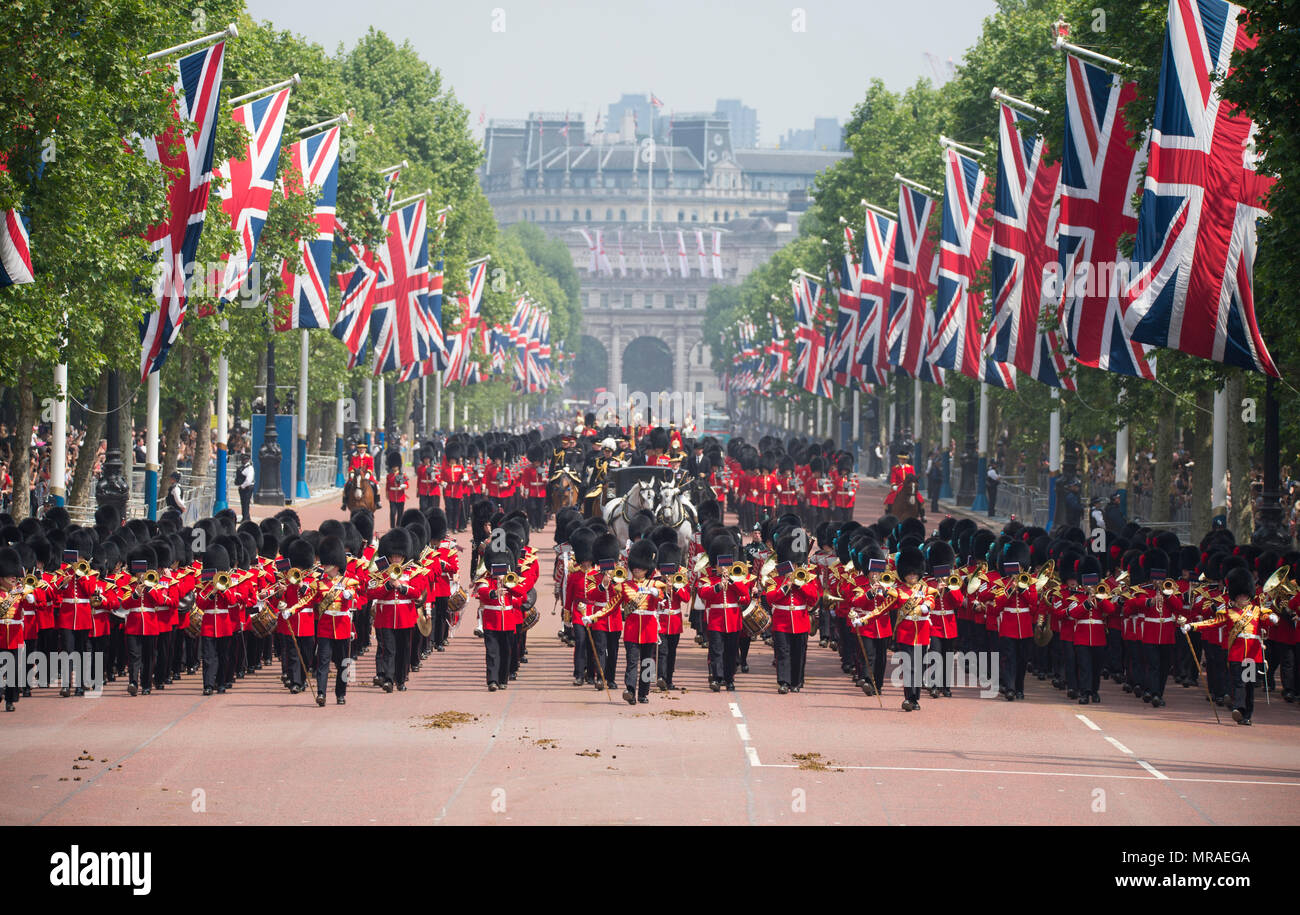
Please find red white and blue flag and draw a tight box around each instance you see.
[888,184,943,385]
[1123,0,1277,376]
[1058,55,1155,379]
[138,40,226,381]
[827,227,859,388]
[855,210,897,385]
[215,86,290,304]
[275,126,340,331]
[931,146,1017,389]
[332,232,379,370]
[987,104,1075,390]
[0,154,34,287]
[370,198,431,375]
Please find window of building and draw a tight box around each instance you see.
[605,208,613,221]
[713,210,718,222]
[619,209,627,221]
[694,381,703,393]
[677,210,684,222]
[623,292,633,308]
[573,209,580,221]
[688,294,697,309]
[543,209,550,221]
[664,294,675,309]
[601,293,609,308]
[691,212,698,222]
[724,211,730,222]
[585,208,592,221]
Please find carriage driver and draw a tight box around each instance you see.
[883,450,923,518]
[343,438,381,511]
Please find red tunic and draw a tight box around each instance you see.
[764,572,819,634]
[620,578,660,643]
[698,572,751,633]
[655,576,691,636]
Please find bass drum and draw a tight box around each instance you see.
[523,606,540,630]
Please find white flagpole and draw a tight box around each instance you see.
[145,23,238,60]
[363,376,373,449]
[215,317,230,511]
[1211,387,1227,516]
[145,372,160,521]
[296,328,309,498]
[51,362,67,506]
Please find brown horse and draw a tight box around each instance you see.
[887,474,925,522]
[547,470,580,515]
[344,471,378,513]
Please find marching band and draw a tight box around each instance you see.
[0,423,1295,734]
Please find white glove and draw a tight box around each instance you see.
[581,615,593,625]
[342,589,353,601]
[256,601,266,611]
[280,609,292,620]
[1180,623,1190,633]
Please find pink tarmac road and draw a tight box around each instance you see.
[4,481,1299,825]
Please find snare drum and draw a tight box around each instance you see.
[742,603,770,639]
[184,606,204,638]
[523,606,540,630]
[249,606,277,639]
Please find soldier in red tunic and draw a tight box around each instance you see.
[0,548,27,711]
[698,535,753,692]
[764,531,820,693]
[579,534,624,690]
[312,536,356,706]
[475,548,529,691]
[1183,566,1276,725]
[415,446,440,514]
[924,541,963,698]
[365,529,427,693]
[385,450,408,530]
[520,444,548,529]
[992,541,1037,701]
[620,540,660,704]
[890,547,932,711]
[653,542,690,691]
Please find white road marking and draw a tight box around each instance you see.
[728,702,743,718]
[749,762,1300,786]
[736,723,750,742]
[1076,714,1101,731]
[1136,760,1168,780]
[745,746,762,766]
[1105,736,1134,755]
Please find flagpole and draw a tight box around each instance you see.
[296,328,310,499]
[145,372,160,521]
[50,361,67,507]
[1052,35,1129,70]
[989,87,1049,117]
[1115,387,1130,517]
[227,74,300,106]
[1047,387,1060,528]
[214,318,230,512]
[448,389,455,434]
[334,386,345,489]
[1211,387,1228,519]
[145,23,237,60]
[376,376,386,448]
[433,371,442,432]
[299,113,350,136]
[970,383,990,513]
[913,376,923,467]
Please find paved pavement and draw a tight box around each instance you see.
[5,481,1298,825]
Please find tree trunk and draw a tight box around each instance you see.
[1151,390,1176,523]
[1189,388,1214,535]
[190,360,214,499]
[160,408,184,495]
[9,367,36,522]
[1225,374,1252,540]
[67,374,109,510]
[402,380,416,444]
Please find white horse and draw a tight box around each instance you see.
[654,483,697,552]
[603,477,657,543]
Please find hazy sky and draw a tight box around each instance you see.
[245,0,997,143]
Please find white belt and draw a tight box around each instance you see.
[1076,618,1103,625]
[1147,617,1173,623]
[658,609,682,615]
[1237,633,1261,641]
[0,618,23,626]
[323,610,352,617]
[480,605,507,612]
[1002,608,1030,614]
[61,598,91,604]
[631,609,656,616]
[931,609,955,616]
[770,604,801,613]
[205,608,228,615]
[714,603,739,609]
[374,599,403,608]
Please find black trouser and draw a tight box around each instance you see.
[1061,639,1077,693]
[708,630,740,684]
[658,633,680,686]
[127,633,156,689]
[927,636,955,690]
[484,629,511,685]
[1205,643,1228,699]
[1123,637,1143,693]
[1266,640,1295,694]
[376,627,410,686]
[772,630,807,688]
[433,596,449,647]
[928,480,941,510]
[1230,661,1255,719]
[352,608,371,658]
[738,632,751,665]
[239,487,252,523]
[445,497,463,531]
[526,496,545,529]
[591,628,620,686]
[59,628,91,690]
[419,494,436,513]
[998,635,1031,694]
[409,620,425,668]
[573,624,591,680]
[315,637,350,698]
[511,624,528,674]
[862,635,889,692]
[986,483,998,516]
[1143,642,1173,698]
[1076,643,1105,695]
[109,623,126,674]
[389,500,404,529]
[624,640,656,698]
[201,635,233,690]
[899,644,925,701]
[1105,628,1123,677]
[818,606,832,642]
[153,628,173,687]
[0,647,19,704]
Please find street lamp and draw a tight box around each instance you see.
[94,370,129,523]
[255,335,285,506]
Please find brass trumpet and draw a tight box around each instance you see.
[1093,582,1112,601]
[726,561,750,581]
[877,569,898,587]
[503,570,523,588]
[945,572,963,590]
[1159,578,1179,598]
[212,571,233,592]
[791,567,814,587]
[670,570,689,587]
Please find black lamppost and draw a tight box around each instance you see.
[255,336,284,506]
[958,383,978,506]
[1252,376,1292,549]
[94,370,129,523]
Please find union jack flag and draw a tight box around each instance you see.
[676,230,689,278]
[576,228,596,272]
[888,184,943,385]
[856,210,897,385]
[215,87,290,304]
[987,104,1075,390]
[791,275,823,328]
[1123,0,1277,376]
[275,126,340,331]
[931,146,1017,389]
[381,167,401,209]
[370,199,431,375]
[1058,55,1155,379]
[0,154,33,287]
[827,227,859,388]
[332,227,380,370]
[138,41,226,381]
[465,260,488,327]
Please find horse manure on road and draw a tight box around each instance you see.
[412,711,479,729]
